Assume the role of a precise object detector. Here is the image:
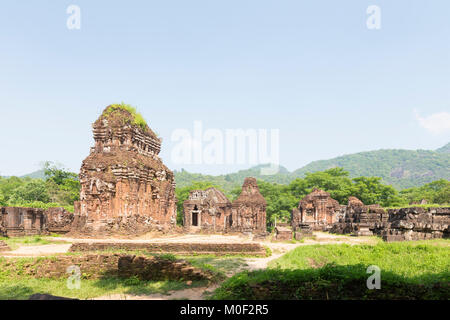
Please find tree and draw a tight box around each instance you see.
[352,176,403,207]
[43,161,78,185]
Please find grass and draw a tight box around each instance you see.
[0,252,247,300]
[103,103,148,131]
[212,240,450,300]
[0,255,209,300]
[0,276,205,300]
[0,236,53,250]
[182,256,249,278]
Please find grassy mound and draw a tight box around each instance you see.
[99,103,156,136]
[212,240,450,300]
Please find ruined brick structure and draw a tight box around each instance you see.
[292,188,341,231]
[329,197,388,236]
[231,178,267,234]
[75,105,177,235]
[0,207,45,237]
[182,178,267,235]
[45,207,74,234]
[274,223,293,241]
[329,198,449,241]
[0,207,74,237]
[183,188,232,233]
[382,207,450,241]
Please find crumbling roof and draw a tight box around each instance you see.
[94,104,160,141]
[299,188,340,209]
[233,177,267,206]
[186,187,231,206]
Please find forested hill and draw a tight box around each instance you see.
[6,143,450,191]
[174,164,292,192]
[175,144,450,190]
[292,149,450,189]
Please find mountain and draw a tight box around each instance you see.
[436,142,450,153]
[21,169,46,179]
[174,164,291,193]
[292,149,450,189]
[175,143,450,191]
[1,169,47,180]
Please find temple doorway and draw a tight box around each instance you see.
[192,205,199,226]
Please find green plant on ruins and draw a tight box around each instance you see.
[103,103,148,131]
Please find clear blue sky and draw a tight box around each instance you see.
[1,0,449,176]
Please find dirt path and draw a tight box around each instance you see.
[0,244,72,257]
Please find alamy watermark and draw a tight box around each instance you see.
[67,5,81,30]
[171,121,280,175]
[366,265,381,289]
[66,265,81,290]
[366,5,381,30]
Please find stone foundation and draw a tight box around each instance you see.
[274,225,293,241]
[69,242,267,256]
[294,223,313,240]
[0,240,10,252]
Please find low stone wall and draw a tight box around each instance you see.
[330,205,449,242]
[0,206,74,237]
[69,242,267,256]
[382,207,450,242]
[0,207,45,237]
[3,254,214,281]
[274,226,293,241]
[294,224,313,240]
[0,240,10,252]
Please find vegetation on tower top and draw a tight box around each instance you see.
[98,103,159,139]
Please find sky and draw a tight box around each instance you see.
[0,0,449,176]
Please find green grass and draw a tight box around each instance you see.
[104,103,148,131]
[0,236,53,250]
[0,253,243,300]
[0,255,209,300]
[0,276,205,300]
[182,256,248,278]
[212,240,450,300]
[268,241,450,281]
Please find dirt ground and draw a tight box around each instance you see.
[0,232,378,299]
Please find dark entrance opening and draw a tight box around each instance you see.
[192,205,199,226]
[192,212,199,226]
